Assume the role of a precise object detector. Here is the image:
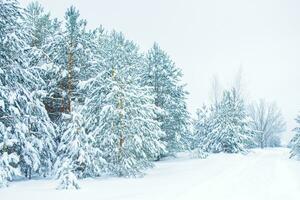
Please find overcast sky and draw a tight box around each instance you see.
[20,0,300,144]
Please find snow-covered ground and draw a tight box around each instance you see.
[1,148,300,200]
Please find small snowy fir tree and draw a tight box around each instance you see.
[55,106,104,189]
[191,105,212,158]
[0,0,56,182]
[56,161,80,190]
[290,114,300,159]
[0,123,20,187]
[203,88,253,153]
[193,105,212,148]
[142,43,190,158]
[81,32,166,177]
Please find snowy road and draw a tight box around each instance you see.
[1,148,300,200]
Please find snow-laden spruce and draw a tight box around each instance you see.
[0,123,19,187]
[191,105,212,158]
[141,43,190,158]
[202,88,254,153]
[0,0,56,186]
[55,108,105,189]
[24,1,61,104]
[290,113,300,159]
[80,32,166,177]
[24,1,60,49]
[43,6,96,121]
[56,164,80,190]
[192,105,212,149]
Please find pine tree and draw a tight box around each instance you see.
[0,122,19,187]
[192,105,212,149]
[45,6,94,121]
[290,114,300,159]
[203,88,253,153]
[25,1,60,48]
[56,163,80,190]
[142,43,190,157]
[191,105,211,158]
[0,0,56,184]
[24,0,61,91]
[81,32,166,177]
[25,5,63,123]
[54,106,103,189]
[42,8,98,177]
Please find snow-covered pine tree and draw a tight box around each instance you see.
[192,105,212,149]
[25,1,60,48]
[56,162,80,190]
[142,43,190,158]
[191,105,211,158]
[81,32,166,177]
[203,88,253,153]
[290,113,300,159]
[24,1,61,87]
[54,105,103,189]
[0,122,19,187]
[0,0,56,184]
[42,8,98,177]
[44,6,94,122]
[25,3,62,123]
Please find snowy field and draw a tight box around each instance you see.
[1,148,299,200]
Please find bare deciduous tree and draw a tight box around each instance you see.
[248,99,286,148]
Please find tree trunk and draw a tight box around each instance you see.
[66,40,74,113]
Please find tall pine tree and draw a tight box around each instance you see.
[0,0,56,186]
[45,6,94,122]
[81,32,166,177]
[142,43,190,157]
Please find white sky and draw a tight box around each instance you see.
[20,0,300,144]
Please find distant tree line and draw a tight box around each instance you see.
[192,72,287,155]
